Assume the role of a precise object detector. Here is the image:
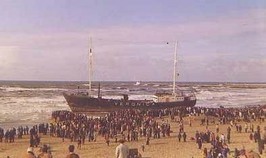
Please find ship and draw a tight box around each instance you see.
[63,40,196,113]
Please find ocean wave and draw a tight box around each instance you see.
[226,83,266,89]
[152,84,161,87]
[1,81,266,129]
[2,86,68,92]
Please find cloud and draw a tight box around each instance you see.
[0,8,265,81]
[0,46,19,80]
[0,46,18,68]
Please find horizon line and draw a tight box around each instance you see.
[0,80,266,84]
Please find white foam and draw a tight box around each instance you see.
[1,82,266,128]
[2,86,68,92]
[196,87,266,107]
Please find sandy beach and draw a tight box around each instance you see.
[1,0,266,157]
[1,114,265,158]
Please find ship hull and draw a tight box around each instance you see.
[63,93,196,113]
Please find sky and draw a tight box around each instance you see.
[0,0,265,82]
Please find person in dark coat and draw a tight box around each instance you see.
[197,137,202,149]
[66,145,80,158]
[178,132,182,142]
[183,132,187,142]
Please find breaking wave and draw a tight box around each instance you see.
[1,81,266,129]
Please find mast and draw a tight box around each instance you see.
[88,37,93,97]
[172,41,178,95]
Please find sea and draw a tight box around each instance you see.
[0,81,266,130]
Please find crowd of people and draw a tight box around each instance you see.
[49,109,172,146]
[187,106,266,158]
[0,105,266,158]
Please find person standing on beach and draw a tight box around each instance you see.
[216,124,219,133]
[77,137,81,149]
[0,128,3,142]
[227,126,231,144]
[197,137,202,149]
[202,148,208,158]
[183,132,187,142]
[66,145,80,158]
[105,134,110,146]
[115,139,129,158]
[177,132,181,142]
[37,144,53,158]
[146,136,150,145]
